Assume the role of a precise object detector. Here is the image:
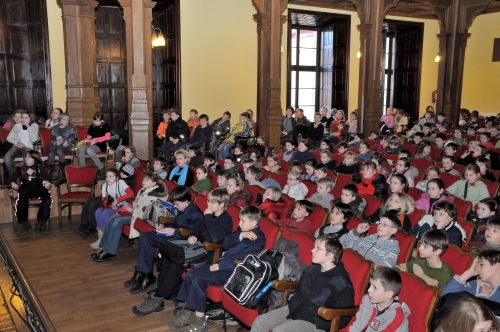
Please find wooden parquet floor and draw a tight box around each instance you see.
[0,219,248,332]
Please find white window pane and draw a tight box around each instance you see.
[299,48,316,66]
[299,30,317,48]
[301,106,316,120]
[298,88,315,106]
[291,71,296,89]
[298,71,316,89]
[291,88,296,105]
[291,29,297,48]
[291,47,297,66]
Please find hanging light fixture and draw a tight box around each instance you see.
[356,50,361,59]
[434,53,440,62]
[152,27,166,48]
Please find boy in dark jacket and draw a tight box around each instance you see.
[332,184,367,218]
[169,206,266,331]
[161,109,190,162]
[251,235,355,331]
[179,114,213,152]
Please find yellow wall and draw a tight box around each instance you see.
[462,12,500,115]
[180,0,257,122]
[46,1,66,112]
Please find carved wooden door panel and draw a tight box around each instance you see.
[95,6,127,134]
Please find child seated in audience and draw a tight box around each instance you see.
[409,201,464,248]
[416,166,440,191]
[467,125,478,137]
[239,158,255,180]
[476,157,496,182]
[480,132,494,150]
[449,129,468,146]
[340,213,401,268]
[245,166,265,189]
[370,193,413,232]
[315,203,352,238]
[223,156,239,177]
[308,177,335,211]
[230,145,245,164]
[153,156,168,179]
[333,184,367,218]
[357,142,371,161]
[389,174,409,194]
[320,150,336,171]
[294,140,315,164]
[204,153,220,173]
[253,136,269,157]
[282,170,308,200]
[379,135,401,155]
[167,149,195,187]
[468,217,500,256]
[398,150,420,178]
[436,113,450,129]
[447,164,489,207]
[468,198,497,233]
[259,186,287,220]
[459,141,484,165]
[387,157,415,188]
[328,120,347,144]
[353,160,389,201]
[281,140,296,163]
[419,110,435,126]
[313,163,328,180]
[302,158,318,181]
[350,268,410,332]
[434,133,447,151]
[335,151,359,174]
[442,250,500,303]
[318,139,333,152]
[466,110,481,128]
[186,109,200,128]
[396,229,454,291]
[263,153,281,173]
[348,132,364,150]
[408,131,425,146]
[226,176,252,207]
[251,235,355,332]
[154,109,170,149]
[276,200,314,234]
[216,169,231,189]
[414,141,432,161]
[170,206,265,331]
[192,165,211,195]
[415,178,455,215]
[440,155,462,177]
[307,113,324,149]
[187,146,203,168]
[422,122,435,141]
[290,160,303,174]
[435,297,500,332]
[371,155,392,178]
[368,130,381,141]
[438,142,461,163]
[249,149,264,169]
[337,141,348,156]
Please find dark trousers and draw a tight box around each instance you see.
[161,140,184,162]
[15,181,52,223]
[80,196,102,227]
[176,264,232,313]
[156,256,186,300]
[137,232,165,274]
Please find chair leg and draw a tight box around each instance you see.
[58,203,62,228]
[68,205,72,221]
[12,206,16,231]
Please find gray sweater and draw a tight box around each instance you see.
[307,193,334,211]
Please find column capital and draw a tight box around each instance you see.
[58,0,98,7]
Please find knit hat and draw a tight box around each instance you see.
[120,164,135,177]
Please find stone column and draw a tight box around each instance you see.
[251,0,287,151]
[118,0,156,161]
[58,0,100,126]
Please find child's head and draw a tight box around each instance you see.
[207,188,230,210]
[398,150,412,160]
[454,129,462,139]
[369,130,379,140]
[444,142,457,156]
[473,144,488,158]
[367,268,402,306]
[286,106,295,117]
[420,141,432,155]
[464,163,482,185]
[435,297,500,332]
[314,113,322,123]
[154,157,167,171]
[170,185,191,211]
[304,158,318,176]
[395,157,411,174]
[441,155,455,171]
[196,165,209,180]
[51,107,62,120]
[239,206,261,231]
[385,193,414,215]
[476,198,497,220]
[245,166,262,183]
[341,184,358,204]
[124,145,136,159]
[297,140,309,152]
[337,121,345,130]
[266,154,280,169]
[204,153,216,167]
[316,177,334,197]
[467,126,478,136]
[320,150,331,164]
[435,134,446,147]
[312,235,343,266]
[162,109,171,122]
[189,109,198,119]
[432,201,456,229]
[475,250,500,284]
[471,110,479,119]
[468,140,480,153]
[263,186,281,202]
[313,163,328,179]
[413,132,424,144]
[476,157,492,175]
[217,169,231,188]
[491,127,499,137]
[174,149,189,167]
[242,159,255,173]
[419,229,449,258]
[359,142,370,155]
[199,114,209,127]
[24,150,41,166]
[370,156,384,174]
[238,112,250,124]
[387,135,400,149]
[480,132,491,145]
[226,176,242,195]
[105,168,120,185]
[187,146,199,159]
[284,140,295,152]
[349,111,357,121]
[376,213,401,238]
[426,166,440,180]
[486,217,500,245]
[424,111,432,119]
[319,140,332,152]
[286,170,302,187]
[290,161,302,173]
[353,132,364,142]
[328,202,353,227]
[422,123,432,135]
[427,178,445,199]
[343,151,357,166]
[292,200,313,221]
[360,161,378,180]
[389,174,409,194]
[223,156,235,170]
[437,112,445,122]
[337,142,348,154]
[59,113,70,126]
[233,145,244,156]
[249,150,262,162]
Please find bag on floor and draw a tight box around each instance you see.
[161,238,209,268]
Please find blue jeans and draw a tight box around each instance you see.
[100,214,131,254]
[218,142,234,160]
[161,140,184,162]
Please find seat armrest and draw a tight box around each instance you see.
[317,306,359,332]
[233,259,244,266]
[178,228,191,237]
[204,243,223,251]
[272,280,299,292]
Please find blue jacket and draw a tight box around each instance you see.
[218,225,265,271]
[294,150,315,164]
[442,276,500,303]
[164,202,204,238]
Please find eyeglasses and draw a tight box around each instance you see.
[376,221,396,228]
[312,247,329,252]
[208,200,220,205]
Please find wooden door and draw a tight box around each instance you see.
[95,6,127,134]
[332,21,349,111]
[0,0,51,120]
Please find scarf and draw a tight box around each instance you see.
[169,165,188,185]
[357,174,376,195]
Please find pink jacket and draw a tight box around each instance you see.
[414,193,455,214]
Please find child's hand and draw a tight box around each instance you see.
[111,200,118,210]
[461,150,471,158]
[459,257,479,282]
[241,231,257,241]
[210,264,219,271]
[124,205,133,212]
[188,236,198,245]
[204,205,213,215]
[63,141,69,147]
[356,223,370,234]
[90,139,96,145]
[11,182,18,190]
[155,223,165,230]
[43,181,51,189]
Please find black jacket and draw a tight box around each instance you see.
[335,162,360,175]
[287,263,355,330]
[190,125,213,146]
[308,123,324,142]
[352,173,389,201]
[190,210,233,244]
[163,201,204,238]
[210,118,231,138]
[166,118,190,141]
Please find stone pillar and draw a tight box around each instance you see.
[118,0,156,161]
[58,0,100,126]
[349,0,398,135]
[251,0,287,151]
[431,0,491,126]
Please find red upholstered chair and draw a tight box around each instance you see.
[270,172,287,188]
[412,158,433,171]
[369,225,416,264]
[308,203,329,234]
[383,154,398,163]
[407,209,425,228]
[302,180,317,199]
[335,173,353,187]
[243,184,264,205]
[311,150,321,162]
[226,206,241,232]
[278,193,295,219]
[331,186,342,199]
[0,128,23,183]
[440,172,460,188]
[454,196,472,220]
[346,215,369,231]
[210,172,218,190]
[39,127,73,163]
[132,168,145,195]
[457,218,475,249]
[400,143,418,155]
[490,169,500,181]
[406,187,424,202]
[330,154,344,165]
[318,249,374,332]
[279,160,290,173]
[429,147,442,160]
[194,194,208,212]
[481,178,500,198]
[57,165,97,227]
[261,168,270,180]
[359,194,383,218]
[138,159,149,172]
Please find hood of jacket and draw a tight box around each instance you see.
[143,180,169,200]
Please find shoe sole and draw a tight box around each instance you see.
[93,256,115,262]
[132,304,164,316]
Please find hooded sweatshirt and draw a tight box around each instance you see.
[350,295,410,332]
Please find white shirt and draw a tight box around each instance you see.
[101,179,129,199]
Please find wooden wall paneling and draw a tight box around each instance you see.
[333,20,349,111]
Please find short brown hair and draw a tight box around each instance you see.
[421,229,449,256]
[370,268,402,296]
[239,206,261,223]
[316,234,343,265]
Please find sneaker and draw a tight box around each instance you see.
[90,248,103,259]
[132,296,164,316]
[206,310,238,326]
[179,315,207,332]
[79,226,97,237]
[92,251,115,262]
[174,301,185,316]
[21,221,32,230]
[168,309,194,330]
[96,168,106,180]
[74,225,86,233]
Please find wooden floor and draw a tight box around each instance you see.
[0,218,249,332]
